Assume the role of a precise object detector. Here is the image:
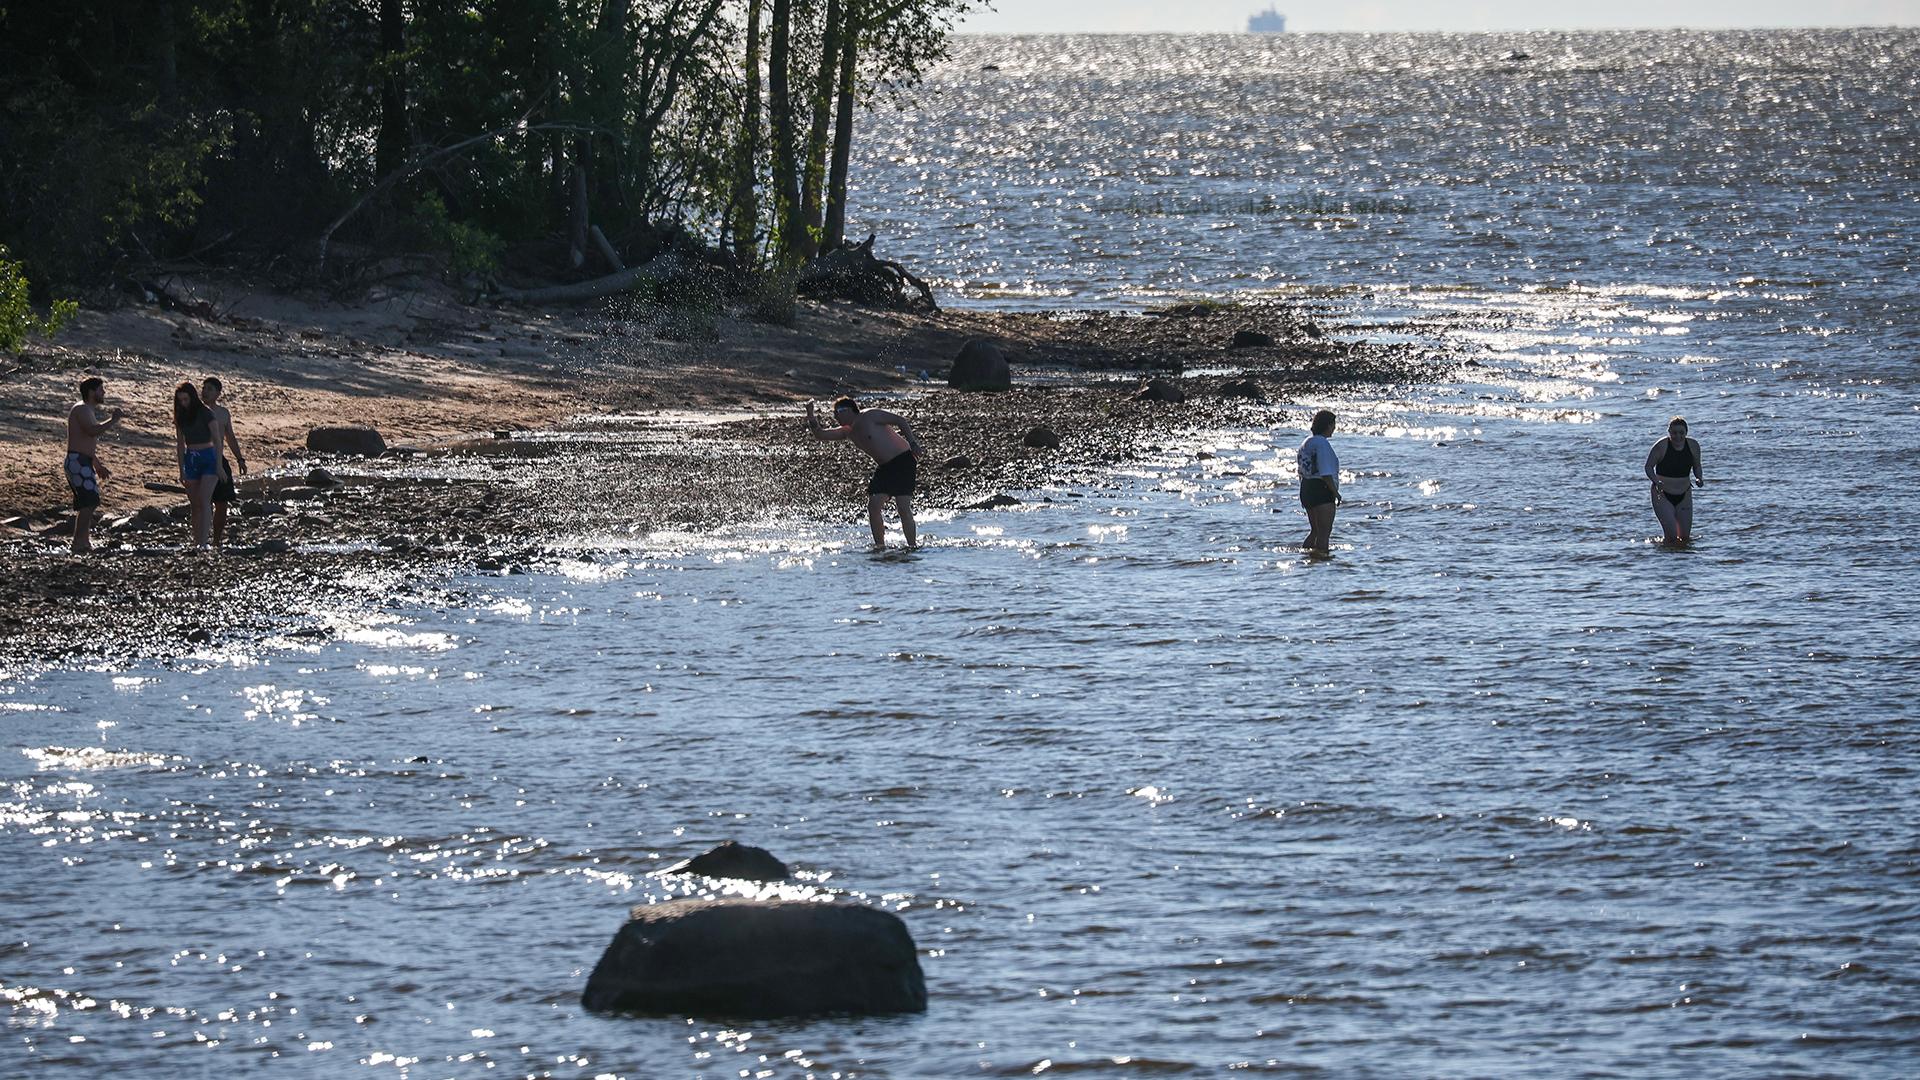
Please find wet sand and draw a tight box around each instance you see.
[0,279,1451,667]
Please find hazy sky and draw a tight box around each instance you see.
[956,1,1920,34]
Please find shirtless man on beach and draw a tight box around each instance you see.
[201,376,249,547]
[806,396,926,549]
[65,376,124,554]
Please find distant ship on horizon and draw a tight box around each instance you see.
[1248,6,1286,33]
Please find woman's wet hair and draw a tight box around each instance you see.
[173,381,206,431]
[1311,409,1336,436]
[1669,416,1688,431]
[78,376,103,400]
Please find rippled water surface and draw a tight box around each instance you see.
[6,30,1919,1078]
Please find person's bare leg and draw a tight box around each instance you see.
[213,501,228,548]
[191,478,216,549]
[71,512,91,555]
[1306,503,1335,551]
[896,495,917,548]
[1676,492,1693,543]
[1652,489,1679,543]
[868,495,888,549]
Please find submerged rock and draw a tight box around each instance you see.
[948,338,1011,392]
[664,841,790,883]
[1021,426,1060,449]
[581,898,926,1019]
[1229,329,1274,349]
[1216,378,1265,401]
[305,467,340,488]
[941,454,974,470]
[966,494,1023,510]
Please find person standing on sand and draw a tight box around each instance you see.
[806,395,926,549]
[1297,409,1341,553]
[1645,415,1704,544]
[200,376,249,547]
[172,381,224,550]
[65,376,124,555]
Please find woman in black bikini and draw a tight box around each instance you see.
[1644,416,1704,543]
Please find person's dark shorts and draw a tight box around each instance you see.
[1299,477,1336,508]
[868,452,918,498]
[212,457,237,504]
[65,452,100,511]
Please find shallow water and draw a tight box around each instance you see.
[6,29,1920,1078]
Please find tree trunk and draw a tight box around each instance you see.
[375,0,408,179]
[823,0,861,252]
[568,164,590,270]
[797,0,843,257]
[767,0,803,263]
[728,0,764,265]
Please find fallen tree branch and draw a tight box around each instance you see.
[490,253,681,305]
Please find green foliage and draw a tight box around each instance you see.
[0,245,79,353]
[746,265,801,326]
[0,0,973,283]
[414,193,504,280]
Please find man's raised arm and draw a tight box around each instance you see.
[805,400,849,441]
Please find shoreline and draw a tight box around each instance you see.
[0,277,1453,669]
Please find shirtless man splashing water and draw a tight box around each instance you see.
[806,396,926,549]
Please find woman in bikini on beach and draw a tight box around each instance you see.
[1645,416,1704,543]
[173,381,225,550]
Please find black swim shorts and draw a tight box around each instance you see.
[213,457,237,504]
[1299,477,1336,508]
[868,451,918,497]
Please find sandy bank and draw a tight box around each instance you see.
[0,277,1450,667]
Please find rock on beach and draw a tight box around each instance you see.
[947,338,1011,392]
[306,425,387,456]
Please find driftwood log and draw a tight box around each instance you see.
[490,254,683,306]
[797,234,936,312]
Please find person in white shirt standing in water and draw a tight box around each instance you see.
[1297,409,1341,553]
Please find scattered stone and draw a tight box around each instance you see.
[1131,378,1187,403]
[306,425,387,456]
[581,898,926,1018]
[255,538,293,555]
[948,338,1012,392]
[134,506,169,526]
[1229,329,1274,349]
[1297,321,1326,339]
[41,519,77,538]
[1021,426,1060,449]
[306,467,339,488]
[185,628,211,644]
[1216,378,1265,401]
[664,841,790,883]
[376,534,414,551]
[966,494,1023,511]
[941,454,974,470]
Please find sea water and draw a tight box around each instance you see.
[4,30,1917,1078]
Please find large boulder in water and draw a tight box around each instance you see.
[581,899,927,1018]
[306,425,387,456]
[664,840,789,882]
[947,338,1011,392]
